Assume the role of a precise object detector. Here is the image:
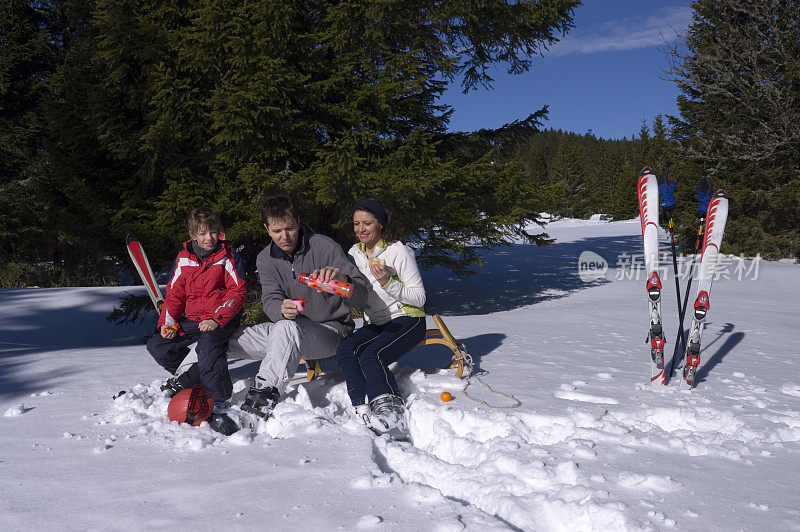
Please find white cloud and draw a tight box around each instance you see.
[547,6,692,56]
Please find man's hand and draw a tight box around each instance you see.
[310,266,345,286]
[198,319,219,332]
[281,299,300,320]
[160,324,178,339]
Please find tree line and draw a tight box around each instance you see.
[1,0,578,287]
[514,0,800,261]
[1,0,797,291]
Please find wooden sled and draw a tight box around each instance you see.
[300,356,329,381]
[299,314,468,381]
[418,314,468,378]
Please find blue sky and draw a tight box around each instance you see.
[440,1,693,140]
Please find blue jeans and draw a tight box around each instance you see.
[336,316,426,405]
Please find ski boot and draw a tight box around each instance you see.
[207,402,240,436]
[161,363,200,398]
[354,402,410,443]
[354,403,372,426]
[368,394,411,443]
[353,403,383,432]
[240,383,280,420]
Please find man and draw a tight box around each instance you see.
[231,195,369,419]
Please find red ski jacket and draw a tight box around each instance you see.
[159,240,246,331]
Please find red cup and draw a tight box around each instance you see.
[292,298,306,311]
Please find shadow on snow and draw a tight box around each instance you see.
[696,326,744,385]
[423,234,641,315]
[0,287,155,399]
[0,233,637,399]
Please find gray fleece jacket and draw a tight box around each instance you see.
[256,228,369,337]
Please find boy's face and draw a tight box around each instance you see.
[190,225,220,251]
[265,216,300,255]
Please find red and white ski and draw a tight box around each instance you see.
[126,234,164,310]
[680,190,729,390]
[637,166,666,385]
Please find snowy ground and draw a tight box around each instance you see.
[2,219,800,531]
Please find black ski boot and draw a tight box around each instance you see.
[241,384,280,420]
[207,403,240,436]
[161,363,200,398]
[368,394,411,443]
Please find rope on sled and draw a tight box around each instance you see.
[459,347,521,410]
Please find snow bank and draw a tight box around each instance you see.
[3,217,800,530]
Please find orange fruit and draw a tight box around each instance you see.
[440,392,452,402]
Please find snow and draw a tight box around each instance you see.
[2,219,800,530]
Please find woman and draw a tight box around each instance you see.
[336,198,426,441]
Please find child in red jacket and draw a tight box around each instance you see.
[147,207,246,433]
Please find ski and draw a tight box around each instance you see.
[126,234,164,311]
[680,189,729,390]
[637,166,666,385]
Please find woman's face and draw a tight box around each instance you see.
[353,210,382,248]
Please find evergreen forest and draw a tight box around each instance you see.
[1,0,798,292]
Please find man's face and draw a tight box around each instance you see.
[265,216,300,254]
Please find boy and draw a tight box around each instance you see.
[146,207,246,435]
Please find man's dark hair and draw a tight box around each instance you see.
[261,195,300,226]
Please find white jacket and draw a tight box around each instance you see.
[347,240,426,325]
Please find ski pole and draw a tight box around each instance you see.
[667,215,704,376]
[667,176,712,377]
[666,211,687,356]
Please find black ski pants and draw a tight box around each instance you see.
[146,313,241,403]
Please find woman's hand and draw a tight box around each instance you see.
[369,261,390,286]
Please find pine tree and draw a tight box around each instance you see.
[667,0,800,258]
[47,0,581,278]
[0,0,69,285]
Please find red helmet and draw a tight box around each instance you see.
[168,385,214,426]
